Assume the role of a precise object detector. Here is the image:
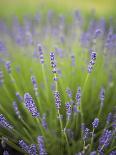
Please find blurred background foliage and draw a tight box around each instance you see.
[0,0,116,21]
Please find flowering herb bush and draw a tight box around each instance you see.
[0,11,116,155]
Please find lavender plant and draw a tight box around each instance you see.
[0,11,116,155]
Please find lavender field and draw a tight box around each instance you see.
[0,0,116,155]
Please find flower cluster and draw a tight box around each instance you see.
[0,114,13,130]
[88,51,97,73]
[37,136,47,155]
[24,93,40,117]
[37,44,44,64]
[54,91,61,109]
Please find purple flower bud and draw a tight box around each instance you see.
[37,136,47,155]
[71,55,75,66]
[112,113,116,128]
[94,29,101,38]
[76,87,81,106]
[83,128,90,141]
[50,52,56,69]
[37,44,44,64]
[5,61,11,73]
[16,92,23,102]
[54,91,61,109]
[42,114,48,129]
[13,101,21,119]
[0,114,13,130]
[91,52,96,60]
[106,113,112,125]
[88,64,93,73]
[0,70,4,85]
[66,102,72,120]
[66,88,72,98]
[19,140,30,153]
[90,151,97,155]
[31,75,38,90]
[109,150,116,155]
[98,129,112,152]
[3,151,9,155]
[29,144,37,155]
[92,118,99,128]
[24,93,40,117]
[100,88,105,103]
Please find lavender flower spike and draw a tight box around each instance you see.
[66,102,72,120]
[0,114,13,130]
[54,91,61,109]
[3,151,9,155]
[98,129,112,152]
[29,144,37,155]
[13,101,21,119]
[19,140,30,153]
[31,75,38,90]
[5,61,11,73]
[92,118,99,128]
[24,93,40,117]
[37,136,47,155]
[37,43,44,64]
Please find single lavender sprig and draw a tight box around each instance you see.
[42,113,48,130]
[109,150,116,155]
[31,75,38,91]
[0,70,4,85]
[90,118,99,151]
[92,118,99,128]
[76,87,81,106]
[50,52,57,74]
[106,112,112,125]
[83,128,90,141]
[88,51,96,73]
[24,93,40,117]
[65,102,72,120]
[13,101,21,119]
[100,87,105,106]
[19,140,30,153]
[54,91,61,109]
[29,144,37,155]
[90,151,97,155]
[37,136,47,155]
[0,114,13,130]
[5,61,11,73]
[3,151,9,155]
[16,92,23,102]
[66,88,72,98]
[37,44,44,64]
[98,129,112,153]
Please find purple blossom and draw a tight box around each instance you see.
[65,102,72,120]
[76,87,81,106]
[37,136,47,155]
[31,75,38,90]
[24,93,40,117]
[16,92,23,102]
[0,114,13,130]
[92,118,99,128]
[83,128,90,141]
[91,52,96,60]
[29,144,37,155]
[109,150,116,155]
[50,52,57,74]
[100,88,105,104]
[106,113,112,125]
[98,129,112,152]
[3,151,9,155]
[66,88,72,98]
[13,101,21,119]
[0,70,4,85]
[54,91,61,109]
[5,61,11,73]
[90,151,97,155]
[42,114,48,129]
[19,140,30,153]
[37,44,44,64]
